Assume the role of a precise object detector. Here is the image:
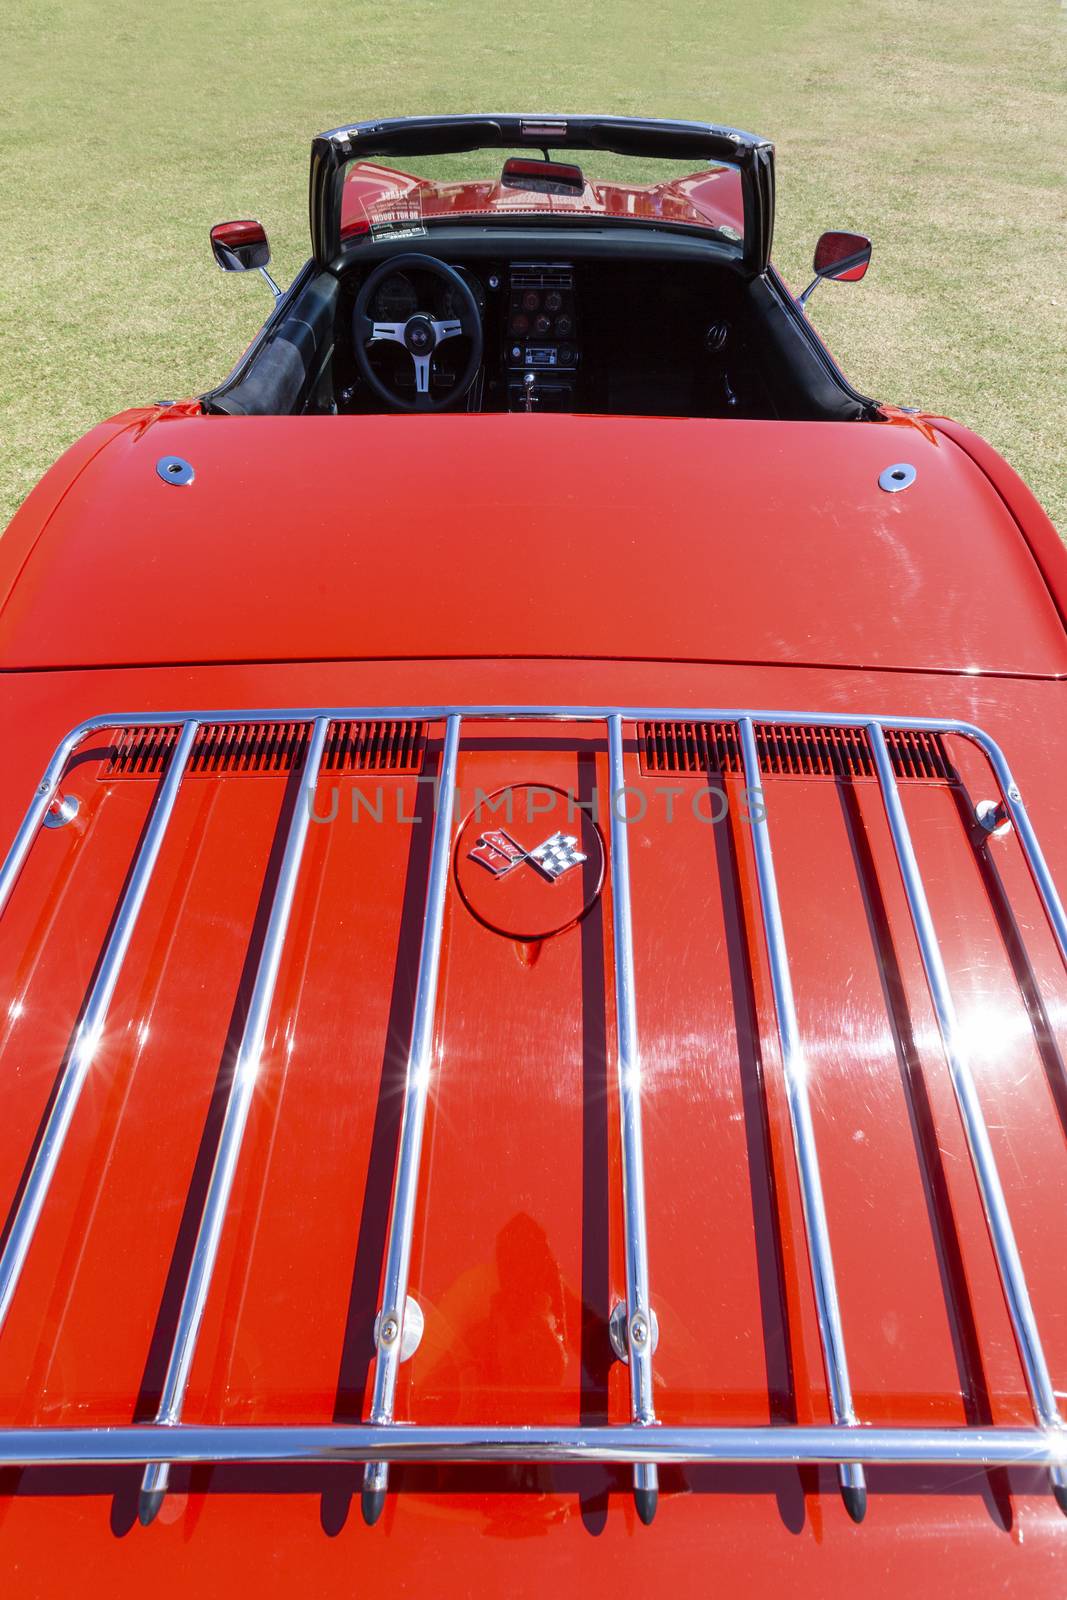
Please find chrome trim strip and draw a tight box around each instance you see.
[0,720,199,1332]
[607,714,659,1521]
[866,721,1067,1508]
[738,717,866,1521]
[0,704,1044,735]
[0,1422,1064,1470]
[138,716,331,1524]
[3,703,1063,739]
[362,714,462,1522]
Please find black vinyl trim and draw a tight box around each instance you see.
[761,264,878,417]
[200,259,315,406]
[202,267,338,417]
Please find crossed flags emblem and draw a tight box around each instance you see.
[468,827,587,883]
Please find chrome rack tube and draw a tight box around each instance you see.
[866,721,1067,1514]
[970,730,1067,970]
[362,714,462,1527]
[138,716,331,1526]
[738,718,867,1522]
[0,726,93,918]
[0,719,200,1333]
[2,1422,1067,1471]
[606,714,659,1525]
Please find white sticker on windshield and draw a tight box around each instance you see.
[363,194,428,242]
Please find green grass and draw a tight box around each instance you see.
[1,0,1064,529]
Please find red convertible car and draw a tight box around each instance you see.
[1,115,1066,1596]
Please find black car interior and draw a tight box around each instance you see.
[203,231,873,423]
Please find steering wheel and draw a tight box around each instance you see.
[353,253,484,411]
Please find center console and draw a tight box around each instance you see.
[504,263,579,411]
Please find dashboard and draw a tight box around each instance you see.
[361,259,580,411]
[345,248,762,420]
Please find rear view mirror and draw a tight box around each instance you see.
[799,230,872,312]
[209,220,280,298]
[500,157,585,197]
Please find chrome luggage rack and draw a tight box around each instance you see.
[1,703,1066,1527]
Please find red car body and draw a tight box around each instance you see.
[1,116,1065,1596]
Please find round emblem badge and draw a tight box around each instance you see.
[454,784,605,942]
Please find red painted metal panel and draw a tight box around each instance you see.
[1,657,1066,1590]
[2,413,1065,676]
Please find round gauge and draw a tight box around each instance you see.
[434,268,486,322]
[544,290,563,313]
[522,289,540,312]
[372,273,418,322]
[555,314,573,337]
[534,314,552,336]
[510,312,529,336]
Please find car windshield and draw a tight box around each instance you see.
[340,151,746,249]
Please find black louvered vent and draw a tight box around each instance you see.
[510,262,574,289]
[104,721,426,778]
[638,722,955,782]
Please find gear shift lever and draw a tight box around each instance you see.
[522,372,536,413]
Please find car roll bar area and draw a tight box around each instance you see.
[0,705,1066,1527]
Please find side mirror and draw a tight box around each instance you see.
[209,220,280,298]
[799,230,872,312]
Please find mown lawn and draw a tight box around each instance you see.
[1,0,1064,528]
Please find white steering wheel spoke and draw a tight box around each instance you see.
[430,318,463,343]
[370,321,407,344]
[412,353,432,396]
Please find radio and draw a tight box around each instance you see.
[508,343,578,370]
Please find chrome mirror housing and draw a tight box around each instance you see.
[209,220,281,298]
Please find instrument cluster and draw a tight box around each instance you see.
[434,267,487,322]
[369,272,419,322]
[369,267,486,325]
[509,286,575,343]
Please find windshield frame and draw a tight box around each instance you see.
[309,114,775,274]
